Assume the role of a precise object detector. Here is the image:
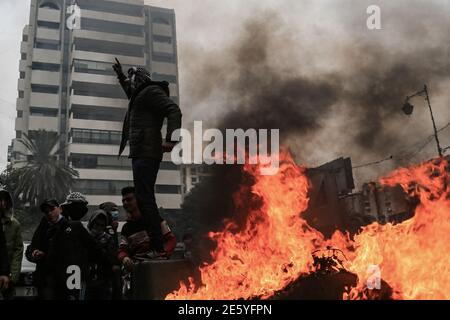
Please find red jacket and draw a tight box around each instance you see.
[118,220,176,261]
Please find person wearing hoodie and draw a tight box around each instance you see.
[0,189,23,299]
[0,221,10,296]
[85,209,116,300]
[99,202,120,248]
[113,60,182,258]
[98,202,122,300]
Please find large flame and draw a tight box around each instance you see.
[344,158,450,300]
[167,151,325,299]
[166,151,450,300]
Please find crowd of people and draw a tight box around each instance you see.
[0,187,177,300]
[1,62,183,300]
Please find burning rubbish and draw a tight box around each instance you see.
[166,151,450,300]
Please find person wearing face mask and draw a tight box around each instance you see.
[85,210,116,300]
[99,202,120,246]
[99,202,122,300]
[113,59,182,258]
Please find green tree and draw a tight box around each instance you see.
[3,130,79,207]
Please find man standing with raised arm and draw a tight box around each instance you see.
[113,59,182,257]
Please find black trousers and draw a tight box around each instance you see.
[132,158,164,251]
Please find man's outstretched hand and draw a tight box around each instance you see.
[113,58,125,79]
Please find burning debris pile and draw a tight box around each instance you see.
[166,151,450,300]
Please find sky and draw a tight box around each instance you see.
[0,0,449,185]
[0,0,29,170]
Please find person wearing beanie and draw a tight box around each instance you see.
[113,59,182,256]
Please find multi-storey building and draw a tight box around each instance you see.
[10,0,182,214]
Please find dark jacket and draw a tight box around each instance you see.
[87,211,116,283]
[119,81,182,160]
[0,224,9,277]
[26,217,107,288]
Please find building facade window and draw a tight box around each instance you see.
[81,18,144,37]
[35,41,60,50]
[152,73,177,84]
[153,35,172,44]
[153,17,171,25]
[37,20,60,29]
[32,62,60,72]
[39,2,60,10]
[71,105,126,122]
[18,91,24,98]
[72,82,126,99]
[152,53,175,63]
[71,128,121,145]
[71,154,130,170]
[31,84,59,94]
[74,38,144,57]
[30,107,58,117]
[17,110,23,118]
[20,72,26,79]
[70,153,179,171]
[76,0,143,17]
[21,53,27,60]
[74,179,180,195]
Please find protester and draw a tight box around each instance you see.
[85,210,116,300]
[26,199,65,300]
[0,189,23,299]
[113,60,182,258]
[0,220,10,295]
[61,192,89,221]
[118,187,177,271]
[99,202,122,300]
[26,199,107,300]
[99,202,120,247]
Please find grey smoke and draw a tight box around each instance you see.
[179,1,450,181]
[179,1,450,265]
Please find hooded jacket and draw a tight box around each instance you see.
[87,210,116,282]
[118,79,182,160]
[0,190,23,284]
[26,215,108,293]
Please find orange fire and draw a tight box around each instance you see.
[344,158,450,300]
[166,150,325,299]
[166,150,450,300]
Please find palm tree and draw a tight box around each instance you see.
[7,130,79,206]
